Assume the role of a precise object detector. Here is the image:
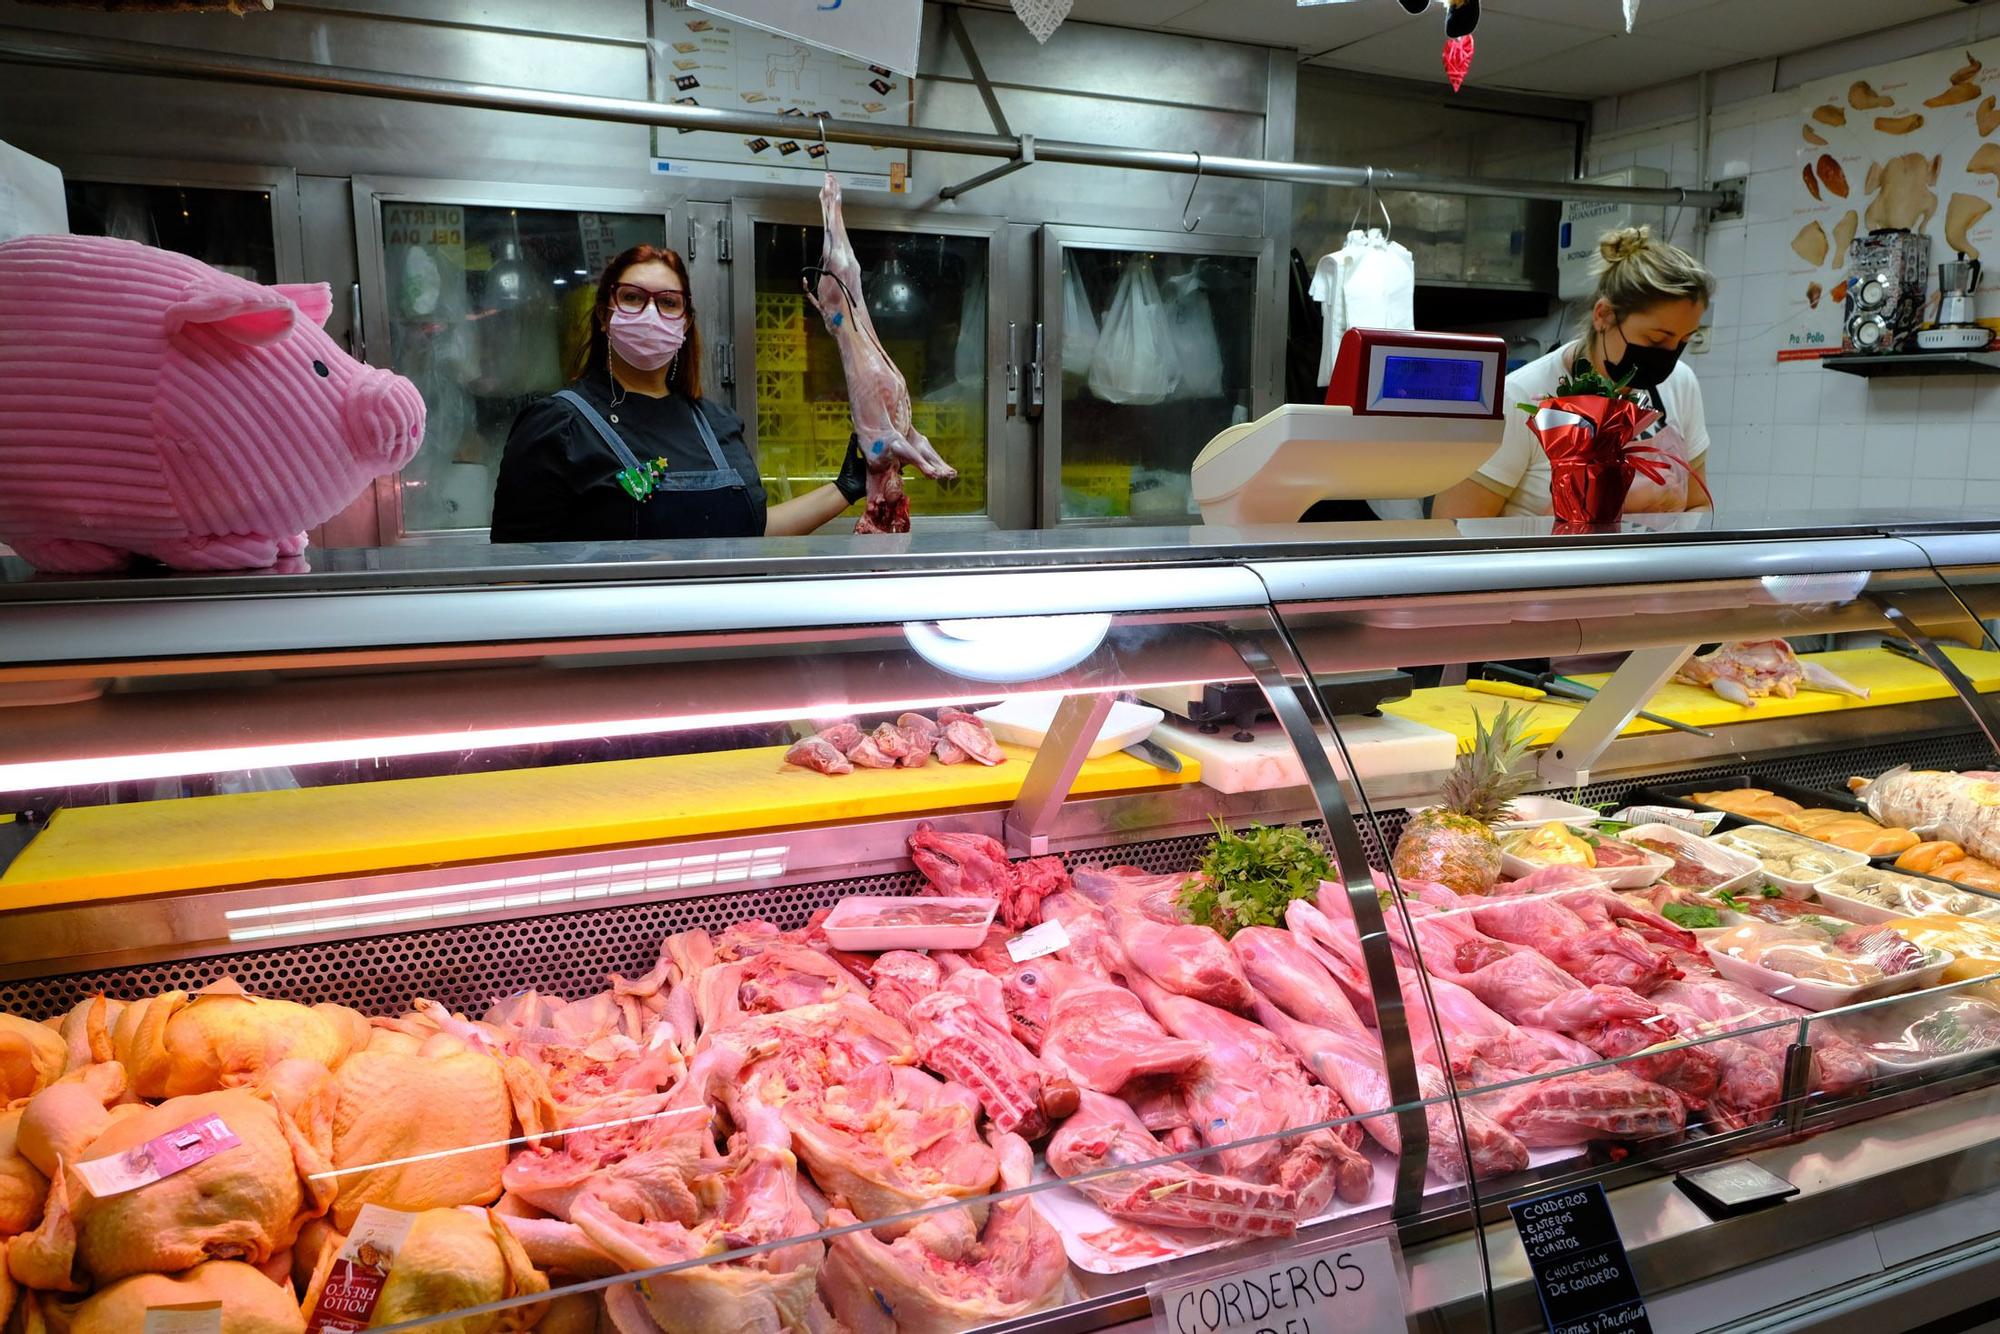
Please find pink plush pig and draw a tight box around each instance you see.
[0,234,425,572]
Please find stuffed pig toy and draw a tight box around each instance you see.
[0,234,425,572]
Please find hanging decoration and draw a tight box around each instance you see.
[1011,0,1072,44]
[1299,0,1479,91]
[1623,0,1640,33]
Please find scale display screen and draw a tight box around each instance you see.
[1379,354,1487,403]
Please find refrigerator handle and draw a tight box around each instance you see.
[1028,322,1045,418]
[349,282,366,363]
[1005,321,1020,418]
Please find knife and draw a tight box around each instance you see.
[1479,663,1713,738]
[1123,738,1184,773]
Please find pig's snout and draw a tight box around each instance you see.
[343,367,426,471]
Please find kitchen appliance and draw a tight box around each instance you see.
[1843,228,1930,355]
[1917,252,1989,351]
[1190,327,1506,523]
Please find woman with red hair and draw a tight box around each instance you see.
[492,244,867,543]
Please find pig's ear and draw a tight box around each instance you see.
[272,282,334,328]
[164,278,298,347]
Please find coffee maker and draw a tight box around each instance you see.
[1918,252,1988,351]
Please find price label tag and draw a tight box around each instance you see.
[1148,1231,1406,1334]
[75,1115,240,1198]
[305,1204,419,1334]
[1007,918,1070,963]
[1509,1183,1652,1334]
[1613,806,1723,836]
[144,1304,223,1334]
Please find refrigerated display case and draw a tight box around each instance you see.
[1039,226,1275,525]
[54,157,302,286]
[732,196,1010,528]
[351,177,677,539]
[6,514,2000,1331]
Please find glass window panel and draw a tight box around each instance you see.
[751,220,988,517]
[1058,248,1257,522]
[63,180,277,284]
[380,203,666,532]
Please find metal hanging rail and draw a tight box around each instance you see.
[0,25,1740,211]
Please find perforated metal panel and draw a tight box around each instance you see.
[5,733,1989,1023]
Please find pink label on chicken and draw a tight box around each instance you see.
[305,1204,418,1334]
[74,1115,241,1198]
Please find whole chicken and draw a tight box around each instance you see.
[45,1083,333,1285]
[1674,640,1870,707]
[41,1259,304,1333]
[0,1109,47,1238]
[0,1014,66,1103]
[329,1037,523,1229]
[112,982,364,1098]
[299,1206,548,1334]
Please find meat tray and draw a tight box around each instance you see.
[820,894,999,950]
[1628,774,1900,862]
[1706,826,1868,898]
[1499,828,1672,890]
[1699,927,1954,1012]
[1812,865,2000,926]
[1620,822,1762,895]
[1492,795,1602,830]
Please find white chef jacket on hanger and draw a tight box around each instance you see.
[1308,228,1415,387]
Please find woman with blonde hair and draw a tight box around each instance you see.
[1435,226,1716,519]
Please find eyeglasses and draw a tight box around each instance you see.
[612,283,688,318]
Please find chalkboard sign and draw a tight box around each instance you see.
[1509,1182,1652,1334]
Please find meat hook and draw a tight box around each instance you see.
[1181,151,1203,233]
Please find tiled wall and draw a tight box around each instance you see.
[1584,9,2000,516]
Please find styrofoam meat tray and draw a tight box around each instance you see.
[820,895,998,951]
[1500,831,1672,890]
[1029,1144,1580,1275]
[976,697,1164,759]
[1699,931,1955,1013]
[1706,826,1868,899]
[1814,865,2000,926]
[1492,795,1601,830]
[1620,822,1762,896]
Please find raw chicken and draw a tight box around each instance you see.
[51,996,123,1074]
[53,1084,334,1284]
[819,1132,1067,1333]
[0,1014,66,1103]
[329,1037,522,1229]
[1033,960,1207,1094]
[1232,927,1529,1182]
[1124,972,1372,1211]
[43,1260,304,1333]
[1674,640,1870,707]
[905,969,1078,1138]
[572,1099,824,1333]
[867,950,943,1028]
[909,825,1071,930]
[710,921,865,1020]
[783,1063,999,1232]
[1046,1091,1297,1238]
[0,1108,46,1238]
[807,173,955,536]
[300,1206,548,1333]
[110,980,362,1098]
[15,1061,130,1185]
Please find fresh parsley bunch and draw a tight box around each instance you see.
[1178,819,1332,938]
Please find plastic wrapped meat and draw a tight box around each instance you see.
[1858,767,2000,866]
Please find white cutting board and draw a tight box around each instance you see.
[1158,715,1456,794]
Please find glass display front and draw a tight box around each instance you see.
[379,202,667,532]
[1057,247,1258,522]
[751,220,988,517]
[63,180,278,284]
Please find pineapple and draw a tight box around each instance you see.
[1391,704,1536,895]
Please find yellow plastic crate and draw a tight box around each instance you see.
[812,400,855,444]
[1062,463,1132,517]
[754,292,807,332]
[755,369,805,407]
[758,407,815,445]
[759,335,808,372]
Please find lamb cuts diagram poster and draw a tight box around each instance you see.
[649,0,914,191]
[1780,37,2000,358]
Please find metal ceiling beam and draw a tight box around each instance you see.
[0,24,1741,210]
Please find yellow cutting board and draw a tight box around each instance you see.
[1383,647,2000,749]
[0,743,1197,910]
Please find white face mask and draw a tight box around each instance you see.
[607,306,688,371]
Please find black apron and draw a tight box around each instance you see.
[551,388,758,540]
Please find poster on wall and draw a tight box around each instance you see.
[649,0,913,192]
[1781,38,2000,358]
[689,0,921,78]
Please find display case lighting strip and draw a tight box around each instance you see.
[225,846,789,942]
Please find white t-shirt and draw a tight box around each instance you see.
[1470,342,1710,517]
[1308,229,1415,386]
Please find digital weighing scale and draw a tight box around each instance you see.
[1191,327,1508,525]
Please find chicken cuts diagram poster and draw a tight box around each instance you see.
[649,0,914,191]
[1783,37,2000,356]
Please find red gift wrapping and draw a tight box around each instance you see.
[1526,393,1665,525]
[1444,35,1475,91]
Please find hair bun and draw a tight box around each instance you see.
[1599,226,1653,265]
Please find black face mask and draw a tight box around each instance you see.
[1601,322,1684,391]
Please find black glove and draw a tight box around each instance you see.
[835,432,869,504]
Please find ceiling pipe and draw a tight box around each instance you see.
[0,25,1741,211]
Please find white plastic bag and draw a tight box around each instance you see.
[1161,271,1224,399]
[1087,259,1177,405]
[1061,255,1099,380]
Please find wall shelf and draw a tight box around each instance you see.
[1821,350,2000,377]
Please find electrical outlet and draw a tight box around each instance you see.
[1687,326,1711,355]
